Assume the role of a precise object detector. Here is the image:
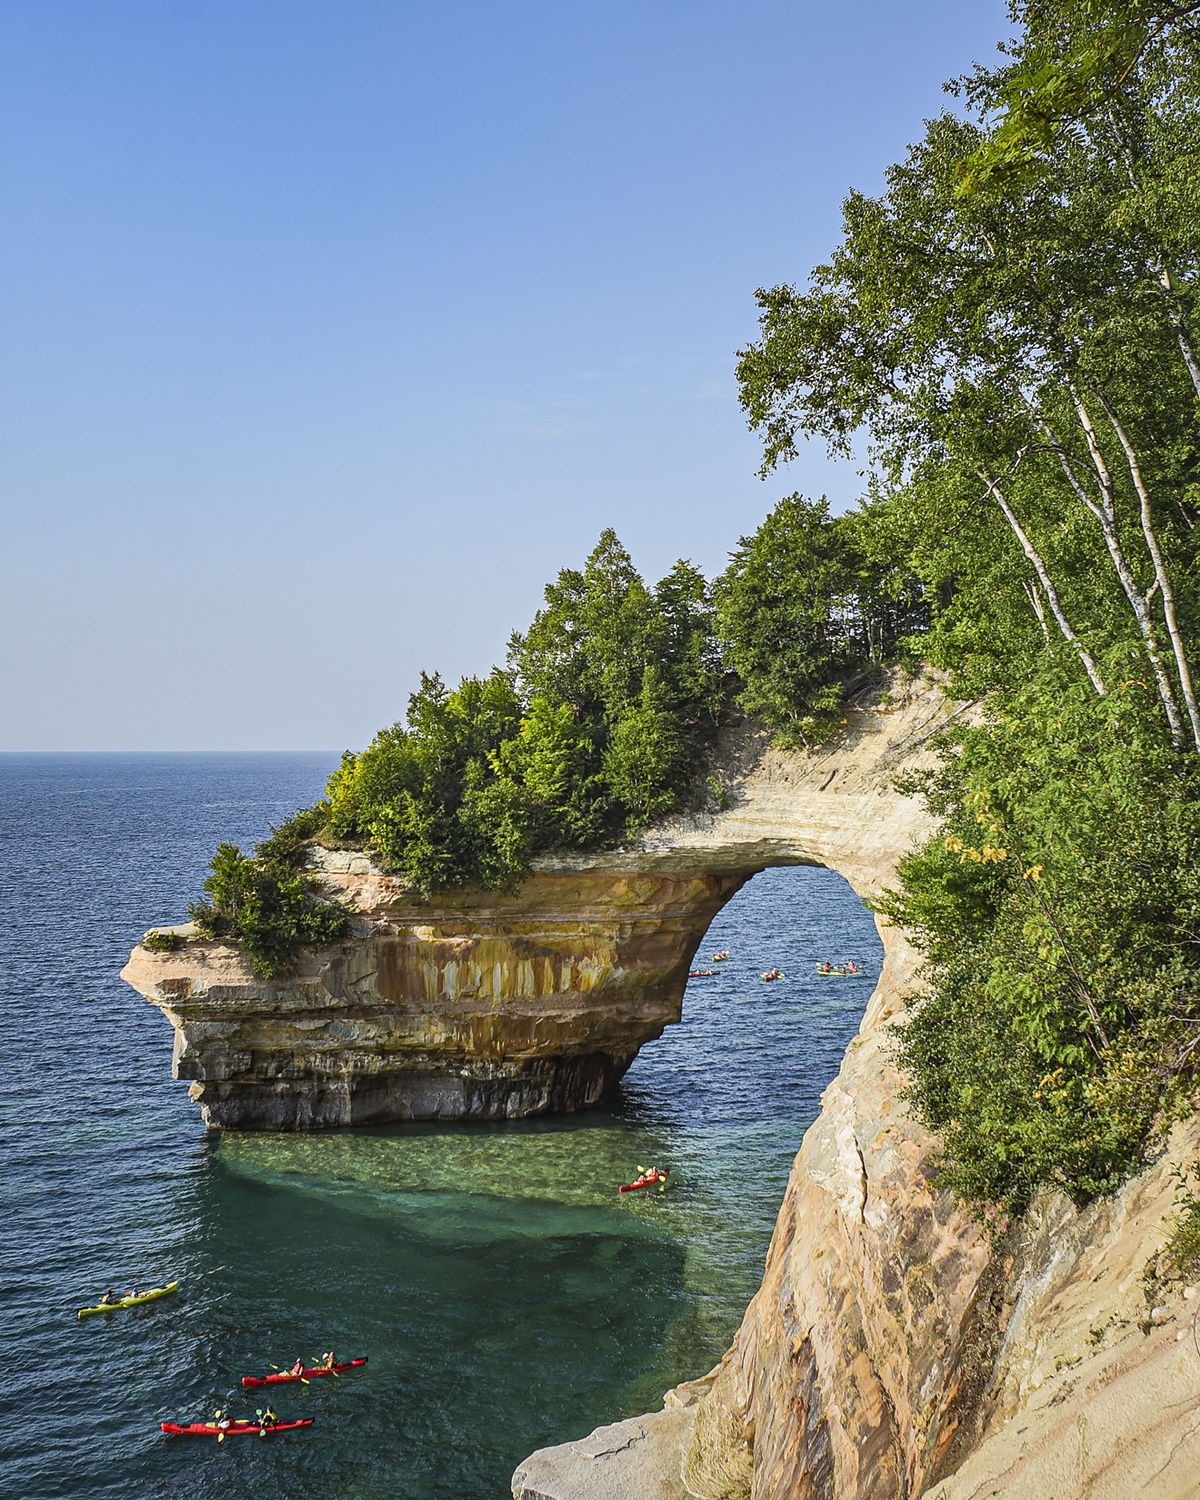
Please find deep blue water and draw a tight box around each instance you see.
[0,754,882,1499]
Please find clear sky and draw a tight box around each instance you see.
[1,0,1008,750]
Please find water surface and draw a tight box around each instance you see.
[0,753,881,1498]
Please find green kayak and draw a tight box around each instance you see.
[78,1281,178,1318]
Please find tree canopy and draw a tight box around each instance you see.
[190,0,1200,1216]
[735,0,1200,1209]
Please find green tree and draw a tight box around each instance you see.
[715,496,853,743]
[736,74,1200,743]
[602,665,691,829]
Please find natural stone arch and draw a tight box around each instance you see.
[121,674,950,1132]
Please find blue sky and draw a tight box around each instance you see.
[1,0,1007,749]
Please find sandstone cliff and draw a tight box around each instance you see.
[511,677,1200,1500]
[120,671,947,1131]
[122,669,1200,1497]
[122,864,750,1129]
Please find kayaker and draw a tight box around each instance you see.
[259,1405,278,1429]
[98,1289,117,1305]
[847,960,859,973]
[289,1358,306,1377]
[320,1351,337,1370]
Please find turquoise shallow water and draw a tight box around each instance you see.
[0,754,882,1498]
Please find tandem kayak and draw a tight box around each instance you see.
[161,1418,313,1437]
[242,1357,368,1387]
[619,1168,669,1193]
[78,1282,178,1318]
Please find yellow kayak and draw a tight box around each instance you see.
[78,1281,178,1319]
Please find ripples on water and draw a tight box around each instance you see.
[0,754,882,1498]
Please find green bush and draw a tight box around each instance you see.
[880,660,1200,1210]
[188,810,352,978]
[141,929,182,953]
[1163,1163,1200,1283]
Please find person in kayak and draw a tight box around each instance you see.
[846,960,859,973]
[289,1358,306,1377]
[259,1405,278,1429]
[98,1289,117,1305]
[320,1351,337,1370]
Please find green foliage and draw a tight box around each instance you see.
[1163,1162,1200,1281]
[325,669,526,894]
[715,494,926,744]
[735,13,1200,741]
[1141,1157,1200,1312]
[733,0,1200,1209]
[141,929,182,953]
[601,665,690,830]
[955,1,1200,196]
[276,530,729,902]
[188,810,352,978]
[880,662,1200,1209]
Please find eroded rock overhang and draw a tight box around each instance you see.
[120,673,953,1131]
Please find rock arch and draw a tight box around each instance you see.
[121,675,950,1133]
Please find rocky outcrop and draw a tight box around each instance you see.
[668,915,994,1500]
[121,670,951,1131]
[513,913,994,1500]
[121,866,749,1129]
[921,1115,1200,1500]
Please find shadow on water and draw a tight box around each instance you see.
[0,756,883,1499]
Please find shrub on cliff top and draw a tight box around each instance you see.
[188,809,352,978]
[141,929,182,953]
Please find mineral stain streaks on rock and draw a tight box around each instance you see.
[122,867,747,1130]
[122,670,948,1135]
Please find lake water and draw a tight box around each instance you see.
[0,753,882,1499]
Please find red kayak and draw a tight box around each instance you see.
[242,1357,368,1387]
[619,1168,669,1193]
[162,1418,313,1436]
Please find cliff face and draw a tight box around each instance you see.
[138,672,1200,1498]
[677,918,992,1500]
[512,673,1200,1500]
[514,878,995,1500]
[121,866,748,1129]
[121,672,948,1132]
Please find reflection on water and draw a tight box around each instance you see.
[0,755,882,1499]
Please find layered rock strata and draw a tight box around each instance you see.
[122,671,950,1132]
[121,867,749,1129]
